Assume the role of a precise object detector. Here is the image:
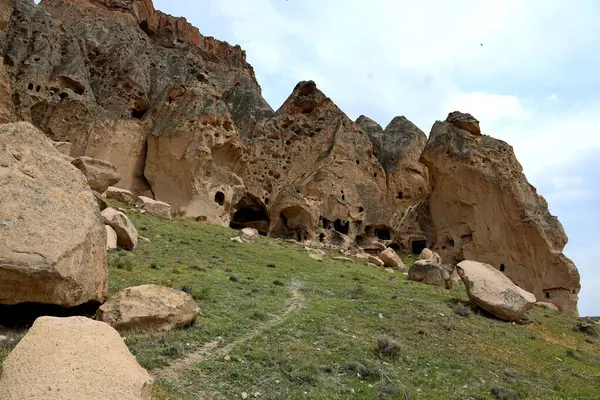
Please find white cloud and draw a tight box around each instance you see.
[445,92,527,124]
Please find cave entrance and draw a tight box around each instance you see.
[334,219,349,235]
[375,227,391,241]
[230,193,270,235]
[273,205,312,241]
[214,191,225,206]
[410,239,427,255]
[0,301,101,329]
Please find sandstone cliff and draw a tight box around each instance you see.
[0,0,581,314]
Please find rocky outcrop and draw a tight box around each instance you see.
[408,260,452,289]
[420,112,580,315]
[97,284,199,332]
[71,156,121,193]
[0,316,153,399]
[457,260,536,321]
[0,122,107,307]
[102,207,138,250]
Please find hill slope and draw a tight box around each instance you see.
[4,202,594,399]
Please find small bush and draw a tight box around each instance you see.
[376,335,401,359]
[112,254,135,271]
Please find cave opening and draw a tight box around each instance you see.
[334,219,349,235]
[131,107,148,120]
[230,193,270,235]
[500,263,506,272]
[375,227,391,241]
[397,191,403,200]
[214,191,225,206]
[411,239,427,255]
[0,301,101,329]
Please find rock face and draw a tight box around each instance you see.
[0,122,107,307]
[101,207,139,250]
[421,112,580,315]
[457,260,537,321]
[97,285,199,332]
[71,156,121,193]
[0,316,153,399]
[0,0,581,313]
[137,196,171,220]
[106,225,118,252]
[408,260,453,289]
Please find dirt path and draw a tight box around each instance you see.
[153,280,307,389]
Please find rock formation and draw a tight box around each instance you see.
[0,122,107,307]
[0,0,581,314]
[0,316,153,399]
[421,112,580,315]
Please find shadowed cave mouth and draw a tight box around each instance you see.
[0,301,101,329]
[410,238,427,255]
[230,193,270,235]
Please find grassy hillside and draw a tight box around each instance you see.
[2,203,600,399]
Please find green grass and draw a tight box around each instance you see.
[2,201,600,399]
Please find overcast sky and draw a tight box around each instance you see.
[150,1,598,314]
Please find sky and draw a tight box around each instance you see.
[150,0,600,315]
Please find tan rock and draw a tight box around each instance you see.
[379,248,405,269]
[457,260,536,321]
[72,156,121,193]
[106,186,136,204]
[356,253,370,260]
[137,196,172,220]
[421,111,580,315]
[52,141,72,156]
[101,207,138,250]
[93,190,108,211]
[240,227,259,243]
[0,316,152,399]
[230,236,243,243]
[106,225,118,252]
[368,255,385,267]
[418,248,434,261]
[0,122,107,307]
[333,256,354,263]
[408,260,452,289]
[97,285,199,332]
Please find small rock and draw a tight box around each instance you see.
[241,392,248,399]
[418,329,425,335]
[224,355,231,361]
[229,276,239,282]
[0,335,8,343]
[491,387,519,400]
[573,322,598,337]
[230,236,244,243]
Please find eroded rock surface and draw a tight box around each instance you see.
[0,122,107,307]
[421,112,580,315]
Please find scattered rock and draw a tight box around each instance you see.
[379,248,405,269]
[535,302,559,311]
[106,225,118,252]
[454,307,471,317]
[136,196,172,220]
[457,261,536,322]
[491,387,519,400]
[230,236,244,243]
[97,285,199,332]
[106,187,136,204]
[408,260,452,289]
[71,156,121,194]
[573,322,598,337]
[368,256,385,267]
[240,227,259,243]
[0,316,152,399]
[0,122,107,307]
[102,208,139,251]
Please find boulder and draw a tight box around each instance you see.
[408,260,452,289]
[457,260,536,321]
[230,236,243,243]
[240,227,259,243]
[419,248,434,261]
[137,196,172,220]
[97,285,199,332]
[368,255,385,267]
[71,156,121,193]
[101,207,138,250]
[421,112,580,315]
[106,186,136,204]
[0,122,107,307]
[0,316,152,399]
[106,225,118,252]
[379,248,405,269]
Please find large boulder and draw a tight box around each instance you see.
[408,260,452,289]
[97,285,199,332]
[0,122,107,307]
[240,227,259,243]
[421,111,580,315]
[71,156,121,193]
[101,207,138,250]
[106,186,136,204]
[379,248,405,269]
[457,260,536,321]
[0,316,153,399]
[137,196,172,220]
